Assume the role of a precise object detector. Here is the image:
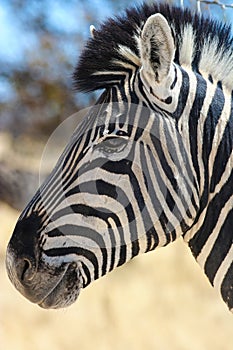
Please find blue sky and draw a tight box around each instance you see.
[0,0,141,64]
[0,0,143,102]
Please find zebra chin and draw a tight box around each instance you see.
[38,262,83,309]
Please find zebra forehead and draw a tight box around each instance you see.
[73,3,233,92]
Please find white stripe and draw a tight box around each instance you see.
[197,80,217,196]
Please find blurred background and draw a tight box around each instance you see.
[1,1,233,349]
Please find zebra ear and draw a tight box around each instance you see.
[139,14,175,84]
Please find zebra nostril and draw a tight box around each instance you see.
[19,258,36,282]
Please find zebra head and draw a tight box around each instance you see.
[6,4,233,311]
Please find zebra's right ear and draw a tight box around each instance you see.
[138,14,175,84]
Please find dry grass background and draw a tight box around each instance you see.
[1,201,233,350]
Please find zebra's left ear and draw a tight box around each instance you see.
[138,14,175,84]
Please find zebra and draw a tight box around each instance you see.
[6,3,233,311]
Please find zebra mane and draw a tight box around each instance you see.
[73,3,233,92]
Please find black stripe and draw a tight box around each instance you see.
[210,119,233,193]
[204,208,233,284]
[188,74,207,188]
[173,68,189,119]
[189,175,233,258]
[81,262,91,287]
[202,86,225,163]
[44,246,99,281]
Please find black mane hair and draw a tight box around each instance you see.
[73,2,233,93]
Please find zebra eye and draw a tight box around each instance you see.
[100,136,128,153]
